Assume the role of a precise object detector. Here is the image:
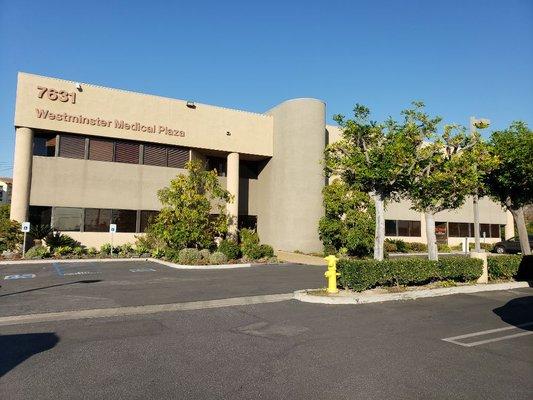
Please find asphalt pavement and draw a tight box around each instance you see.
[0,260,532,399]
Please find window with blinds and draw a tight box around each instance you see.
[115,140,140,164]
[59,135,86,159]
[89,138,114,162]
[167,147,189,168]
[143,144,167,167]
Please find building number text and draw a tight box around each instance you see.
[37,86,76,104]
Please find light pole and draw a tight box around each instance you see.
[470,116,490,253]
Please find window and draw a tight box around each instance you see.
[140,210,159,232]
[397,220,421,237]
[238,215,257,230]
[84,208,112,232]
[449,222,470,237]
[490,224,500,238]
[112,209,137,233]
[143,144,167,167]
[207,156,227,177]
[29,206,52,226]
[33,131,56,156]
[59,134,86,159]
[385,220,397,236]
[240,161,259,179]
[89,138,114,162]
[167,147,189,168]
[114,140,139,164]
[53,207,83,231]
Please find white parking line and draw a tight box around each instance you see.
[442,322,533,347]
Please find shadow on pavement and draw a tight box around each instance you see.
[493,296,533,331]
[0,333,59,377]
[0,279,102,298]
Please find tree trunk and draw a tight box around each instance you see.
[473,193,481,252]
[425,212,438,261]
[510,207,532,255]
[372,194,385,261]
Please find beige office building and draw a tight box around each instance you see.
[11,72,513,251]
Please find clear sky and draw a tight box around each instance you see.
[0,0,532,177]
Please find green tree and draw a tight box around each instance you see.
[0,204,22,252]
[407,121,489,260]
[485,122,533,255]
[147,161,232,250]
[318,179,375,257]
[325,103,427,260]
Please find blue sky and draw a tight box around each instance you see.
[1,0,532,176]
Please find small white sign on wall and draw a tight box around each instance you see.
[21,222,31,232]
[109,224,117,233]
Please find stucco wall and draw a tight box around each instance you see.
[15,72,273,157]
[30,156,183,210]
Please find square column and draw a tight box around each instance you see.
[10,127,34,222]
[226,152,239,237]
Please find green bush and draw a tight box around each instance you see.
[384,240,397,253]
[385,239,408,253]
[488,255,522,280]
[0,205,22,252]
[468,242,494,251]
[46,233,80,251]
[118,243,134,257]
[25,245,50,259]
[437,243,451,253]
[405,242,427,252]
[267,256,279,264]
[337,257,483,292]
[72,246,86,257]
[87,247,98,256]
[54,246,73,257]
[100,243,113,255]
[259,244,274,258]
[218,239,241,260]
[209,251,228,264]
[199,249,211,260]
[178,248,200,265]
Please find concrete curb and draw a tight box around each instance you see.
[294,281,531,305]
[151,258,254,270]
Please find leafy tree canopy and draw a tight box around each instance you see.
[485,121,533,210]
[146,161,232,250]
[318,179,375,257]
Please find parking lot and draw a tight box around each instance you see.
[1,260,532,399]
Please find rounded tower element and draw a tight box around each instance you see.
[259,98,326,252]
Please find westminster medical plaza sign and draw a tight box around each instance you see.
[35,108,186,137]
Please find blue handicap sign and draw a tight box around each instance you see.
[4,273,36,280]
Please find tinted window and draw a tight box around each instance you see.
[53,207,83,231]
[59,134,86,159]
[29,206,52,226]
[167,147,189,168]
[112,209,137,233]
[89,138,114,162]
[449,222,470,237]
[490,224,500,238]
[207,157,227,177]
[385,220,397,236]
[33,131,57,157]
[143,144,167,167]
[140,210,159,232]
[115,141,139,164]
[84,208,112,232]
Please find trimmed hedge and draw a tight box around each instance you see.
[488,255,522,280]
[337,257,483,292]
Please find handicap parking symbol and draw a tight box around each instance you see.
[4,273,36,280]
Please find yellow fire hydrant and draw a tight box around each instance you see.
[324,255,340,294]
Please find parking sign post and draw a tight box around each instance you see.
[109,224,117,256]
[21,222,31,258]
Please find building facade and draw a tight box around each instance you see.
[11,72,513,250]
[0,177,12,205]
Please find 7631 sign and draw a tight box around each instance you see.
[37,86,76,104]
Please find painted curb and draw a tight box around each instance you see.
[0,257,277,270]
[0,258,150,265]
[294,281,532,305]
